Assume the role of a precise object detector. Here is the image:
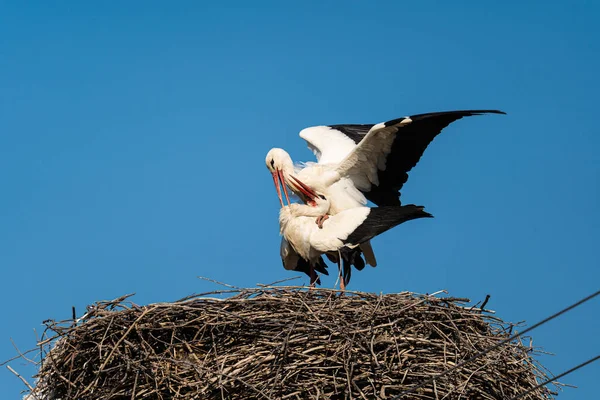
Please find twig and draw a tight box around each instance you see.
[256,276,302,287]
[197,276,243,289]
[6,365,36,394]
[480,295,491,311]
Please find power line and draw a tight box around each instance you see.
[391,289,600,399]
[508,354,600,400]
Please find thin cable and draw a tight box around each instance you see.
[391,289,600,399]
[509,354,600,400]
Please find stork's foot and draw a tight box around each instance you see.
[316,214,330,229]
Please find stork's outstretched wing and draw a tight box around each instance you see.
[334,110,506,205]
[299,125,370,165]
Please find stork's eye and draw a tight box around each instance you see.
[270,159,275,168]
[318,195,326,200]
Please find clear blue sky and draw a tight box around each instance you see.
[1,2,598,398]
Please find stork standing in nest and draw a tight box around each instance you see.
[276,176,432,289]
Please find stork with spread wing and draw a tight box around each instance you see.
[267,109,505,279]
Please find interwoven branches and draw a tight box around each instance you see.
[25,288,556,400]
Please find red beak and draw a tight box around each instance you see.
[278,170,291,206]
[271,169,292,208]
[271,171,284,208]
[288,175,318,202]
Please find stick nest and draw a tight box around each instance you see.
[26,287,556,399]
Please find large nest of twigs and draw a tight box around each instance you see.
[25,287,555,400]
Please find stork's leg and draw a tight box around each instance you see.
[309,264,317,288]
[337,256,345,291]
[315,214,330,229]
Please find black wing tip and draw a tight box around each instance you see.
[410,109,507,119]
[403,204,434,218]
[383,109,505,128]
[400,204,434,220]
[463,109,506,116]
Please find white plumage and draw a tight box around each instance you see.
[267,109,505,286]
[278,196,432,289]
[279,201,370,261]
[299,126,357,164]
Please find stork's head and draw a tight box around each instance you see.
[266,148,322,210]
[266,148,295,208]
[265,148,293,174]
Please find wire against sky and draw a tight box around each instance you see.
[508,354,600,400]
[392,289,600,399]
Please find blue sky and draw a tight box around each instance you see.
[1,1,598,398]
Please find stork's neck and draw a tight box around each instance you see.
[279,202,328,232]
[278,206,294,234]
[287,202,329,218]
[279,202,329,239]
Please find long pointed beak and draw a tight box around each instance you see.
[288,175,318,201]
[278,169,291,206]
[271,171,284,208]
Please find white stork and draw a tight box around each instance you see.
[271,171,366,286]
[277,181,432,289]
[266,109,505,271]
[270,172,366,286]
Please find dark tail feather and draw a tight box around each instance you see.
[327,248,366,271]
[340,247,363,286]
[328,251,353,287]
[343,205,433,246]
[326,248,363,287]
[326,247,366,287]
[295,256,328,285]
[314,257,329,276]
[342,256,351,286]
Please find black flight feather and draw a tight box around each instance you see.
[329,110,505,206]
[328,124,373,144]
[367,110,505,206]
[343,205,433,246]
